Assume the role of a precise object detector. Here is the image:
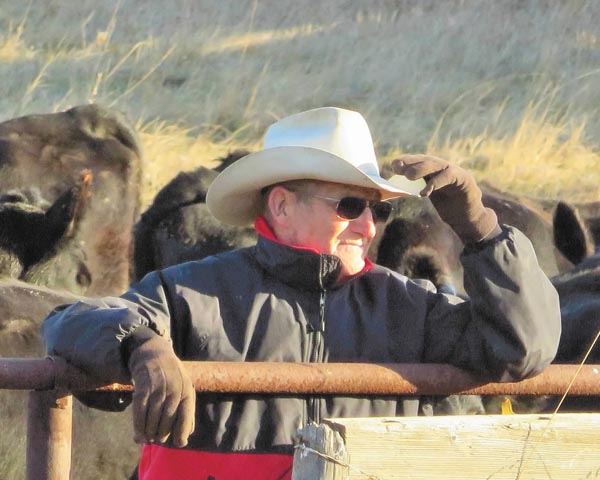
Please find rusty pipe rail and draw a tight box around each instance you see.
[2,357,600,480]
[182,361,600,396]
[2,357,600,396]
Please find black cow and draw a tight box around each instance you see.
[0,104,142,295]
[133,150,255,280]
[542,201,600,412]
[529,197,600,249]
[553,200,597,267]
[372,194,463,294]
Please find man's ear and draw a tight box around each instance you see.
[267,186,295,228]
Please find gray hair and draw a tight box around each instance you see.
[260,179,321,218]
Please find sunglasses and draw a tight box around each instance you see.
[305,193,394,222]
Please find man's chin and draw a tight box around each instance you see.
[338,259,367,279]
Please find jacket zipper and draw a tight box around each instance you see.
[307,288,326,424]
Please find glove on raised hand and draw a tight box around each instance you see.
[392,155,499,244]
[126,332,195,447]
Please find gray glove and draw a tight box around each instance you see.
[392,154,499,244]
[126,332,195,447]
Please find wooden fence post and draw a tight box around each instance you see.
[293,423,349,480]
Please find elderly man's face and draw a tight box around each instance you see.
[277,181,381,279]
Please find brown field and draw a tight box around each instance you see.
[0,0,599,208]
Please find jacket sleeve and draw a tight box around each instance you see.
[423,225,561,382]
[42,270,174,384]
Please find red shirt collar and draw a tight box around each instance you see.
[253,216,373,276]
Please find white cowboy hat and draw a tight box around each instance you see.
[206,107,425,226]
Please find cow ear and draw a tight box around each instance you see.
[43,171,91,242]
[43,188,79,244]
[553,200,594,265]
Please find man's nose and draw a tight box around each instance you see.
[352,207,377,238]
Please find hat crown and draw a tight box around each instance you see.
[263,107,380,176]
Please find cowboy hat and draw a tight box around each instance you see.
[206,107,425,226]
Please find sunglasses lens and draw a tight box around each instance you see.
[370,201,393,222]
[335,198,393,222]
[336,197,368,220]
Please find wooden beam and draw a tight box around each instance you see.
[293,413,600,479]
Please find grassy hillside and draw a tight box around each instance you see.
[0,0,599,207]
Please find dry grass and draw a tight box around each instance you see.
[427,96,600,202]
[137,120,260,208]
[0,0,598,205]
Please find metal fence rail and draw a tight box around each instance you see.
[2,357,600,480]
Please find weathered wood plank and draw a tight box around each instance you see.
[293,414,600,479]
[293,423,349,480]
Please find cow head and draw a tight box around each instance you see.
[0,104,142,295]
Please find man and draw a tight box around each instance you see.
[43,107,561,479]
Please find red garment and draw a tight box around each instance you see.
[254,216,318,252]
[253,216,373,275]
[139,444,293,480]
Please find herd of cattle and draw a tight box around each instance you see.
[0,104,599,475]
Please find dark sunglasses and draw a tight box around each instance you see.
[306,193,394,222]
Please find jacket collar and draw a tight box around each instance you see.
[253,217,372,291]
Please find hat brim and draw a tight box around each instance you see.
[206,146,425,226]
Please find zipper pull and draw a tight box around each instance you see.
[319,290,326,332]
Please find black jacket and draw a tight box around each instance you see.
[43,225,561,453]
